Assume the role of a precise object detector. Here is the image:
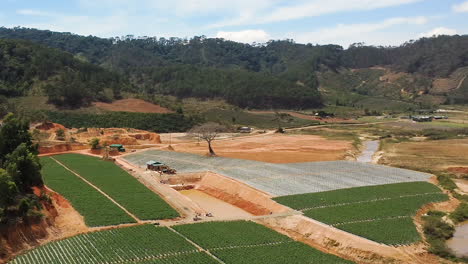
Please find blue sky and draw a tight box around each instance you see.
[1,0,467,47]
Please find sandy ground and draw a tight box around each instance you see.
[93,99,172,113]
[171,134,352,163]
[180,190,253,219]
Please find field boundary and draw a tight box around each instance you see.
[300,192,443,211]
[167,226,226,264]
[332,215,412,226]
[50,156,141,223]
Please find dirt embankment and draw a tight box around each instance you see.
[0,188,87,264]
[170,172,291,216]
[38,143,89,154]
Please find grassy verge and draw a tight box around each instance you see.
[53,154,179,220]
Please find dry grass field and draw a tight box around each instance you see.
[380,138,468,172]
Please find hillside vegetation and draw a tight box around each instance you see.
[0,27,467,111]
[0,39,128,108]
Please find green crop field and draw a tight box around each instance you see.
[53,154,179,220]
[10,221,354,264]
[212,242,352,264]
[173,221,291,249]
[8,225,209,264]
[273,182,442,210]
[174,221,354,264]
[274,182,448,245]
[40,157,135,227]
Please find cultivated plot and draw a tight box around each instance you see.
[174,221,354,264]
[54,154,179,220]
[41,157,135,227]
[124,150,432,196]
[10,222,353,264]
[274,182,449,245]
[8,225,212,264]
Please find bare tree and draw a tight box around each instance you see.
[189,123,226,156]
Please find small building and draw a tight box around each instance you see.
[109,144,126,152]
[238,127,252,133]
[433,116,448,120]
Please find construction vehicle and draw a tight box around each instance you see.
[146,160,177,174]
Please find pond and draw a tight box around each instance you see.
[447,221,468,258]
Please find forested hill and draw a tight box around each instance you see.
[0,39,129,108]
[1,27,468,109]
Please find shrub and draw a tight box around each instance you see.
[450,203,468,224]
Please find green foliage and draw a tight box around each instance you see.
[40,157,135,226]
[437,173,458,191]
[174,221,290,249]
[203,109,317,129]
[303,194,447,226]
[275,182,448,245]
[0,39,127,108]
[274,182,442,210]
[5,143,43,192]
[174,221,353,263]
[142,65,322,109]
[55,129,65,141]
[212,242,353,264]
[0,169,18,209]
[89,138,100,149]
[0,113,36,164]
[333,218,421,246]
[54,154,179,220]
[46,111,195,132]
[9,225,201,264]
[450,203,468,224]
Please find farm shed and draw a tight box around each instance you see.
[110,144,126,152]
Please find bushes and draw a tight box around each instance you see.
[436,173,458,191]
[450,203,468,224]
[46,111,196,132]
[422,211,455,258]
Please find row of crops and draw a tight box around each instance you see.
[123,150,432,196]
[9,225,204,264]
[53,154,179,220]
[10,222,354,264]
[173,221,354,264]
[274,182,449,245]
[41,157,136,226]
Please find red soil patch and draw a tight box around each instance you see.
[35,122,65,131]
[173,134,352,163]
[447,167,468,175]
[94,99,172,113]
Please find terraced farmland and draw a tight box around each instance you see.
[174,221,354,264]
[274,182,449,245]
[54,154,179,220]
[8,225,213,264]
[123,150,432,196]
[40,157,135,226]
[10,221,353,264]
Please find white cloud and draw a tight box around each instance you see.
[216,29,271,43]
[292,16,428,47]
[453,1,468,12]
[16,9,54,17]
[209,0,423,28]
[418,27,458,38]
